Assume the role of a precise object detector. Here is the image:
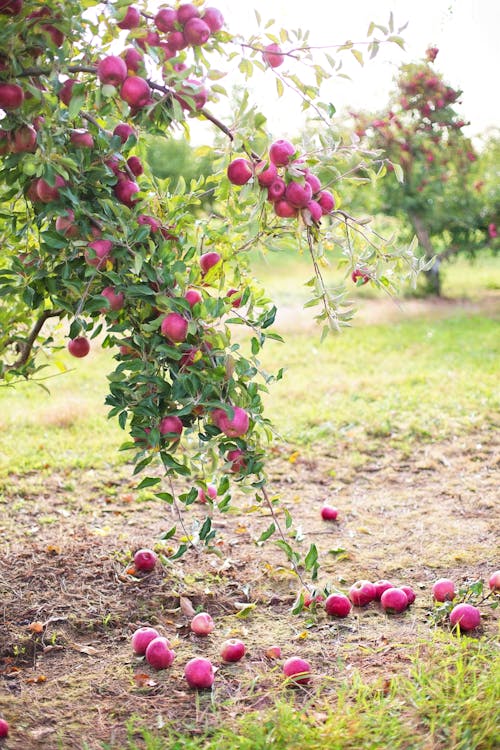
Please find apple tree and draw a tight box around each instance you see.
[0,1,422,581]
[352,48,499,295]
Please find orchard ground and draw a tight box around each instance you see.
[0,254,499,750]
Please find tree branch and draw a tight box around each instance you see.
[4,310,62,373]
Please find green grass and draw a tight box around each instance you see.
[104,634,500,750]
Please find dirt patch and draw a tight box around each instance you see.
[0,428,498,749]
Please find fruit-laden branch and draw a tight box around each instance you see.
[4,309,62,373]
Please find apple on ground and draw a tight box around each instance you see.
[325,593,351,618]
[449,603,481,632]
[283,656,312,685]
[374,580,394,600]
[321,504,338,521]
[184,657,215,689]
[380,587,409,614]
[265,645,282,659]
[190,612,214,636]
[220,638,246,662]
[349,580,377,607]
[401,585,416,605]
[488,571,500,591]
[145,637,175,669]
[432,578,455,602]
[131,626,160,655]
[0,718,8,738]
[133,548,157,572]
[68,337,90,358]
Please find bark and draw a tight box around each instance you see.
[410,213,441,296]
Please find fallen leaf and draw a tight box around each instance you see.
[68,642,100,656]
[27,621,44,634]
[133,672,158,688]
[179,596,196,617]
[45,544,61,555]
[26,674,47,684]
[288,450,300,464]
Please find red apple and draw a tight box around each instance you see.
[202,7,224,32]
[184,657,214,689]
[68,337,90,358]
[217,407,249,438]
[185,289,202,307]
[226,288,242,307]
[304,200,323,223]
[352,268,370,285]
[265,645,282,659]
[374,580,394,600]
[274,200,297,218]
[199,251,221,274]
[85,239,113,267]
[127,156,143,176]
[0,718,9,738]
[155,7,177,32]
[325,593,352,618]
[101,286,124,312]
[285,181,312,208]
[400,585,416,605]
[190,612,214,636]
[114,178,140,207]
[283,656,312,685]
[167,30,188,52]
[317,190,335,214]
[134,548,157,572]
[197,484,217,503]
[145,637,175,669]
[97,55,128,87]
[131,626,160,655]
[267,178,286,202]
[136,30,161,50]
[256,161,278,187]
[489,571,500,591]
[11,125,37,153]
[0,0,22,15]
[59,79,77,106]
[175,78,207,110]
[177,3,199,24]
[262,43,284,68]
[227,449,246,473]
[449,603,481,632]
[70,129,94,148]
[349,580,377,607]
[36,175,66,203]
[161,312,188,343]
[269,139,295,166]
[117,5,141,30]
[113,123,136,144]
[227,158,253,186]
[432,578,455,602]
[305,172,322,193]
[137,214,161,232]
[220,638,245,663]
[122,47,144,74]
[380,587,408,614]
[55,210,79,238]
[0,82,24,110]
[321,504,338,521]
[120,76,151,108]
[159,415,183,440]
[183,17,210,46]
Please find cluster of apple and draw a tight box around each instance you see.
[431,573,499,632]
[226,139,335,225]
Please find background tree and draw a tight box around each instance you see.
[352,48,499,295]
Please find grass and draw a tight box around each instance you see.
[105,634,500,750]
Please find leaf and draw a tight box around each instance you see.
[351,48,364,67]
[234,602,256,618]
[179,596,196,617]
[393,162,404,183]
[136,476,161,490]
[276,77,284,98]
[257,522,276,543]
[304,543,318,571]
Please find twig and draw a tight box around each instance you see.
[168,476,199,555]
[4,310,62,373]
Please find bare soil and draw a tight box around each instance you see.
[0,425,498,749]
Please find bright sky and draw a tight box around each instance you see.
[191,0,499,144]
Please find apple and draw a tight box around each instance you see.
[159,415,183,440]
[137,214,161,232]
[488,571,500,591]
[122,47,144,74]
[226,288,242,307]
[380,587,408,614]
[131,626,160,655]
[145,637,175,669]
[432,578,455,602]
[262,43,285,68]
[0,718,8,738]
[177,3,199,24]
[304,200,323,224]
[161,312,188,343]
[216,407,249,438]
[70,129,94,148]
[136,30,161,50]
[183,17,211,46]
[114,178,140,207]
[283,657,312,685]
[85,239,113,267]
[190,612,214,636]
[285,181,313,208]
[68,337,90,358]
[127,156,143,176]
[197,484,217,503]
[202,7,224,32]
[267,178,286,202]
[274,200,298,218]
[220,638,246,663]
[321,504,338,521]
[59,78,77,106]
[449,603,481,632]
[305,173,322,193]
[227,158,253,186]
[55,210,79,238]
[120,76,151,108]
[227,449,246,473]
[269,139,295,167]
[265,645,282,659]
[256,161,278,187]
[325,593,352,618]
[113,123,136,144]
[134,548,157,572]
[166,30,188,52]
[36,175,66,203]
[101,286,124,312]
[184,657,214,689]
[12,125,37,153]
[304,593,324,608]
[42,23,64,46]
[374,580,394,600]
[199,251,221,274]
[401,585,416,605]
[352,268,370,285]
[175,78,207,110]
[185,289,202,307]
[349,580,377,607]
[0,82,24,110]
[118,5,141,29]
[155,7,177,32]
[317,190,335,214]
[97,55,128,87]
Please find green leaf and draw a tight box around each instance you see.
[135,476,161,490]
[393,162,404,183]
[351,48,364,67]
[257,522,276,543]
[276,77,284,98]
[304,543,318,571]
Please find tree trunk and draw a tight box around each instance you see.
[410,213,441,296]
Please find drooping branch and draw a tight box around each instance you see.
[4,310,62,373]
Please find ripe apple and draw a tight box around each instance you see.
[285,181,313,208]
[70,129,94,149]
[122,47,144,74]
[120,76,151,108]
[159,415,183,440]
[97,55,128,86]
[262,43,285,68]
[265,645,282,659]
[184,657,214,689]
[155,7,177,32]
[321,504,338,521]
[185,289,202,307]
[136,30,161,50]
[317,190,335,214]
[227,449,246,473]
[68,337,90,358]
[352,268,370,285]
[269,139,295,167]
[101,286,124,312]
[305,200,323,224]
[197,484,217,503]
[59,78,77,106]
[227,158,253,186]
[256,161,278,187]
[349,580,377,607]
[325,593,352,618]
[36,175,66,203]
[267,178,286,202]
[488,571,500,591]
[161,312,188,343]
[216,407,249,438]
[400,585,416,605]
[137,214,161,232]
[55,210,79,238]
[220,638,246,663]
[449,603,481,632]
[117,5,141,29]
[177,3,199,24]
[283,656,312,685]
[374,580,394,600]
[183,17,211,46]
[127,156,143,176]
[131,626,160,655]
[114,178,140,207]
[175,78,208,110]
[380,587,409,614]
[274,200,298,218]
[432,578,455,602]
[0,82,24,110]
[190,612,214,636]
[85,239,113,267]
[305,173,322,193]
[304,593,324,608]
[199,251,221,274]
[202,7,224,32]
[0,718,9,738]
[226,288,242,307]
[134,548,157,572]
[113,123,136,144]
[166,30,188,52]
[12,125,37,153]
[145,637,175,669]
